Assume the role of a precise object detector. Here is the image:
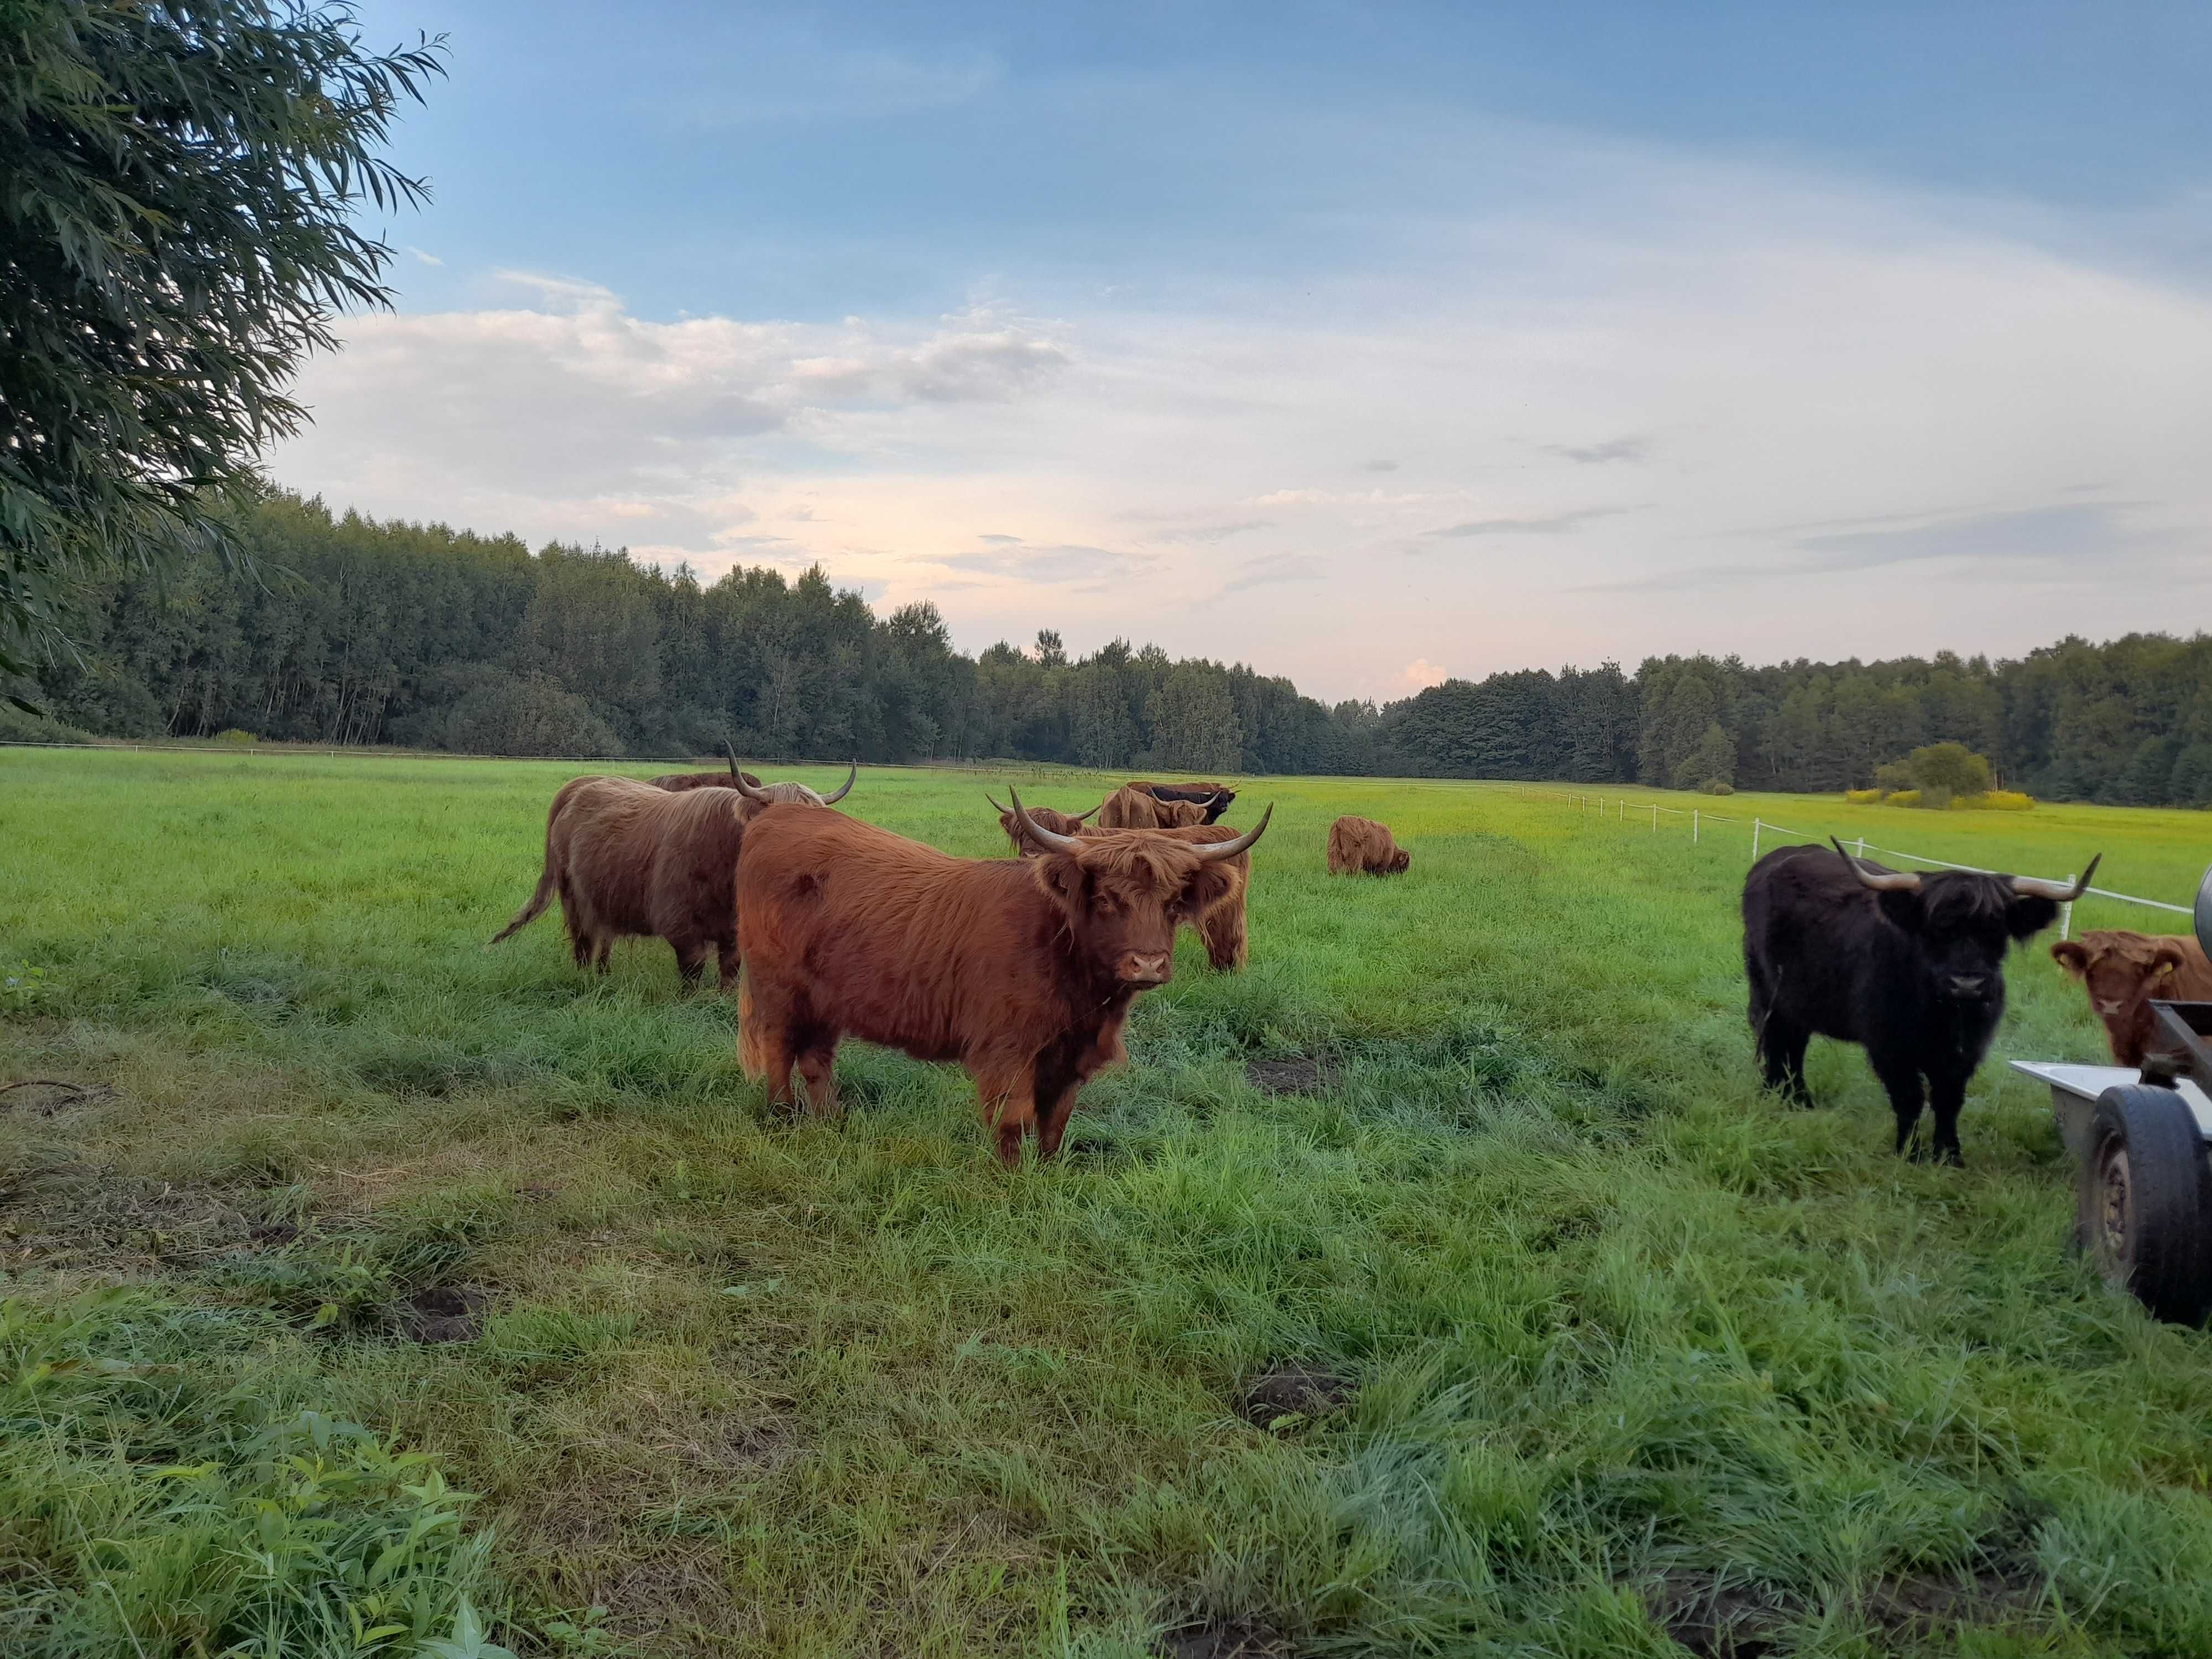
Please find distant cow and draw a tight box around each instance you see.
[1743,839,2097,1164]
[1328,816,1410,875]
[1099,784,1229,830]
[489,763,853,988]
[991,794,1255,970]
[2052,928,2212,1066]
[654,754,854,802]
[1123,780,1237,824]
[735,789,1272,1164]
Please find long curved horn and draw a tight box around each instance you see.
[1070,796,1107,822]
[2013,854,2100,902]
[728,760,774,803]
[821,760,857,804]
[1008,786,1083,853]
[984,791,1010,814]
[1196,802,1274,860]
[1832,836,1920,892]
[722,737,740,782]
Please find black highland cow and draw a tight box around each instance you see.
[1742,839,2098,1164]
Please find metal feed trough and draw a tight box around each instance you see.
[2010,864,2212,1323]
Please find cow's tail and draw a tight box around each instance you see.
[735,974,769,1080]
[488,863,556,947]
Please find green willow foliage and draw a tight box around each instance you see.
[0,0,444,684]
[8,490,2206,806]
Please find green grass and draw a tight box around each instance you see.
[4,748,2211,1657]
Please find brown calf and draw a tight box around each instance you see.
[2052,928,2212,1066]
[992,794,1254,970]
[736,789,1271,1164]
[1328,815,1411,875]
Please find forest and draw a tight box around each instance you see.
[7,489,2209,806]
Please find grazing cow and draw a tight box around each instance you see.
[1328,815,1411,875]
[1742,838,2097,1164]
[2052,929,2212,1066]
[990,794,1255,970]
[735,788,1272,1164]
[1099,784,1228,830]
[489,763,852,988]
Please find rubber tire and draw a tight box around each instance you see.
[2086,1084,2212,1326]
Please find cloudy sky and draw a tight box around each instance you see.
[278,1,2212,702]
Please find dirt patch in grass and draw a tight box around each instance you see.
[1860,1569,2043,1639]
[1235,1364,1355,1428]
[1155,1615,1290,1658]
[401,1282,490,1343]
[1647,1573,1792,1657]
[0,1078,114,1117]
[1244,1055,1338,1096]
[0,1160,278,1271]
[1646,1568,2047,1653]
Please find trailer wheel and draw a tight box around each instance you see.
[2087,1084,2212,1326]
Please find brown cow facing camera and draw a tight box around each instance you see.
[735,788,1272,1165]
[991,793,1255,970]
[1328,815,1410,875]
[2052,928,2212,1066]
[489,763,854,988]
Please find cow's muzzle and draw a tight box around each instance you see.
[1119,952,1173,987]
[1947,974,1990,997]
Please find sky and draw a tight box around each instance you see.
[272,1,2212,702]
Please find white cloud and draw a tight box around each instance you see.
[406,246,444,267]
[273,138,2212,701]
[1397,658,1452,692]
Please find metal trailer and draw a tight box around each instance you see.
[2010,864,2212,1323]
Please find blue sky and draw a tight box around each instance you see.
[275,2,2212,698]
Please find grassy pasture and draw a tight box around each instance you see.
[4,746,2212,1658]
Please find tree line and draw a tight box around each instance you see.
[6,491,2206,806]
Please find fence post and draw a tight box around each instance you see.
[1751,818,1762,862]
[1693,808,1699,843]
[2060,875,2075,942]
[1651,805,1657,831]
[1855,836,1867,861]
[1619,799,1625,824]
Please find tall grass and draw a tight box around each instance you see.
[4,748,2211,1655]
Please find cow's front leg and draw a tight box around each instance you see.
[1871,1052,1927,1157]
[795,1039,842,1121]
[971,1064,1037,1167]
[1032,1054,1086,1161]
[1925,1070,1969,1167]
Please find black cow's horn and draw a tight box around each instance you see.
[821,760,857,804]
[1832,837,1921,892]
[2012,855,2100,902]
[729,761,773,803]
[1007,786,1082,853]
[1196,803,1273,860]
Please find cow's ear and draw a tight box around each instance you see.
[1875,890,1924,932]
[2152,942,2187,975]
[2006,895,2062,941]
[2051,940,2090,976]
[1032,852,1087,915]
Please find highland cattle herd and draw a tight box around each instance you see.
[491,754,2140,1168]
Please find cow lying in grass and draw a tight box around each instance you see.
[991,794,1256,970]
[737,788,1271,1164]
[1327,815,1410,875]
[2052,928,2212,1066]
[489,763,852,988]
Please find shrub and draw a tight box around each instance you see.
[214,727,258,745]
[1962,790,2034,811]
[1697,778,1733,796]
[1884,789,1922,808]
[1844,788,1881,805]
